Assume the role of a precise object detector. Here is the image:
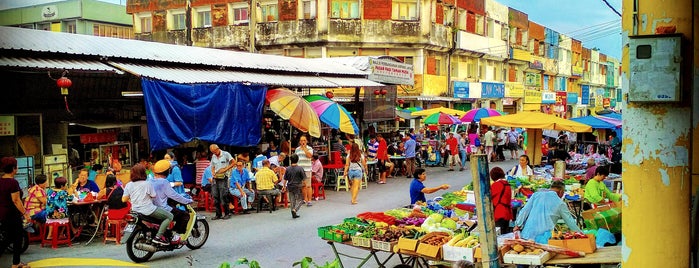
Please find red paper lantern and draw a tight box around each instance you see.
[374,89,381,95]
[57,77,72,95]
[325,91,334,98]
[380,89,387,95]
[397,99,404,105]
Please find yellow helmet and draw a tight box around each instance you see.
[152,160,171,174]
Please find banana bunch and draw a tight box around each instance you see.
[445,233,479,248]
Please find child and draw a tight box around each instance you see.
[122,164,173,246]
[282,154,305,219]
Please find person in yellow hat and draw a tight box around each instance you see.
[151,160,193,243]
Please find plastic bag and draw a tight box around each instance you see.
[594,228,616,248]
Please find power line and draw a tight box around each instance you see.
[602,0,622,17]
[564,19,620,35]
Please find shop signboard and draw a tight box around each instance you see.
[572,66,583,77]
[555,91,568,117]
[611,98,617,107]
[529,56,544,70]
[468,82,482,99]
[567,93,579,104]
[0,115,15,136]
[368,58,414,85]
[504,82,524,98]
[524,89,542,104]
[503,98,514,105]
[542,91,556,104]
[525,73,541,87]
[603,98,611,108]
[581,85,590,105]
[453,81,470,99]
[481,82,505,98]
[595,88,605,107]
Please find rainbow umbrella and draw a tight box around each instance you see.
[423,112,462,125]
[460,108,504,122]
[303,95,359,135]
[402,106,424,113]
[266,88,321,137]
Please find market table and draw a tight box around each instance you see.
[324,239,440,268]
[389,156,406,177]
[545,245,621,265]
[68,199,106,244]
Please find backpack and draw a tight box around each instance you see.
[474,137,481,147]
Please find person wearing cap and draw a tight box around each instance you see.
[0,157,31,268]
[209,144,235,220]
[122,164,173,246]
[163,152,185,196]
[151,160,193,243]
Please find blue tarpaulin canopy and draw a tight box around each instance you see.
[569,115,619,129]
[142,79,267,151]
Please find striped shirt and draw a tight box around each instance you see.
[367,140,378,160]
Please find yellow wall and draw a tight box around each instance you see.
[621,0,693,267]
[422,74,447,96]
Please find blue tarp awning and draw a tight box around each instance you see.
[142,79,267,151]
[570,115,619,129]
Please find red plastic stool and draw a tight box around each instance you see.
[42,218,72,249]
[28,220,44,243]
[312,181,326,200]
[229,195,243,214]
[104,218,127,244]
[276,191,289,208]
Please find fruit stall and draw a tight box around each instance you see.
[317,184,622,267]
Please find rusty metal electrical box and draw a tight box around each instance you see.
[628,34,682,102]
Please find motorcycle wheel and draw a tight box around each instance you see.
[126,228,155,263]
[4,231,29,254]
[185,219,209,250]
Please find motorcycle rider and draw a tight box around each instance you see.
[151,160,193,244]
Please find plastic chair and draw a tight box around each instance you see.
[28,220,45,243]
[276,191,289,208]
[312,181,326,200]
[104,218,127,244]
[361,173,368,189]
[42,218,72,249]
[335,170,349,192]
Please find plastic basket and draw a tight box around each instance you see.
[371,239,397,252]
[326,229,350,242]
[352,236,372,248]
[317,226,330,239]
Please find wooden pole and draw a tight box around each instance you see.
[470,154,500,268]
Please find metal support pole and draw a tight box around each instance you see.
[470,153,500,268]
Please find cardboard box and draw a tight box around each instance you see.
[503,251,553,265]
[397,237,419,251]
[548,234,596,254]
[442,245,475,262]
[416,233,449,259]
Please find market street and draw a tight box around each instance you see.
[3,159,520,268]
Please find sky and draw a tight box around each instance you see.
[1,0,622,59]
[497,0,622,59]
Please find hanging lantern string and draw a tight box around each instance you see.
[47,70,69,81]
[64,96,73,115]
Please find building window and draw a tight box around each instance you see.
[65,20,77,33]
[458,9,466,30]
[194,7,212,28]
[391,0,417,21]
[434,58,442,76]
[135,13,152,33]
[443,6,453,25]
[486,19,494,38]
[230,3,249,25]
[37,23,51,31]
[475,14,484,35]
[260,2,278,22]
[92,23,133,39]
[301,0,316,19]
[168,10,186,30]
[331,0,360,19]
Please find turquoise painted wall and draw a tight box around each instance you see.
[0,0,131,30]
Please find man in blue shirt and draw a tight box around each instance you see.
[251,149,268,173]
[229,161,255,213]
[151,160,193,243]
[409,168,449,205]
[403,135,417,178]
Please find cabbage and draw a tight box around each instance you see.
[441,218,457,230]
[429,213,444,223]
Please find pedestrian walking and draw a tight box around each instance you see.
[283,154,305,219]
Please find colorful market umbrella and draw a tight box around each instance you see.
[459,108,504,122]
[411,106,467,117]
[303,95,359,135]
[266,88,321,137]
[423,112,462,125]
[481,111,592,132]
[402,106,424,113]
[570,115,620,129]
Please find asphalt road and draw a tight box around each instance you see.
[2,158,521,268]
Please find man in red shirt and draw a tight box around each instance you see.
[446,133,463,171]
[376,134,389,184]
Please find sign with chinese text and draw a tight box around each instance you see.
[368,58,414,85]
[524,90,542,104]
[581,85,590,105]
[0,116,15,136]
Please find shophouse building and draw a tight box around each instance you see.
[0,0,134,39]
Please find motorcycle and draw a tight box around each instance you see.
[0,221,30,255]
[123,204,209,263]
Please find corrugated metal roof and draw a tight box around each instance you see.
[0,56,123,73]
[320,77,384,87]
[110,62,376,88]
[0,27,366,76]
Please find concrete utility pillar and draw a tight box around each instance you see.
[620,0,693,267]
